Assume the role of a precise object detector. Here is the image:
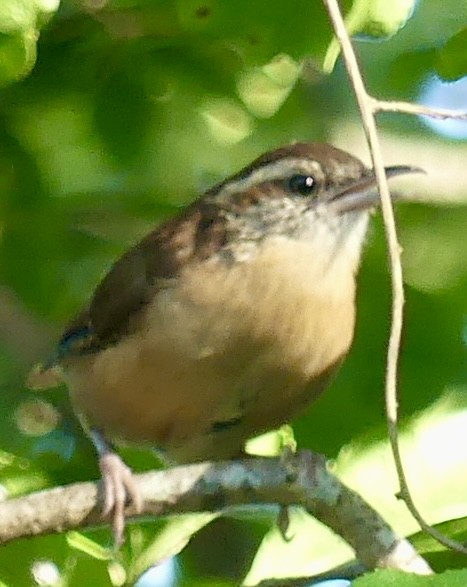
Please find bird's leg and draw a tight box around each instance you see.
[89,428,143,546]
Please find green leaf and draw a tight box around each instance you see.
[0,0,60,86]
[128,513,219,584]
[354,0,416,37]
[0,0,36,33]
[0,532,111,587]
[93,71,154,165]
[66,532,113,561]
[436,28,467,81]
[200,98,254,144]
[413,517,467,556]
[411,516,467,572]
[34,0,60,13]
[324,0,417,72]
[0,31,37,86]
[237,54,301,119]
[354,569,467,586]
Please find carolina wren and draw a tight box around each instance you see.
[28,142,418,544]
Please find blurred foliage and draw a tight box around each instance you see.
[435,27,467,81]
[353,569,467,587]
[0,0,466,585]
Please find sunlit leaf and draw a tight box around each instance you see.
[237,54,301,118]
[128,513,219,584]
[324,0,417,72]
[354,569,467,586]
[66,532,113,561]
[435,28,467,81]
[200,98,253,143]
[0,0,36,33]
[0,31,37,86]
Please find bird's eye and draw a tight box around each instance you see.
[287,174,316,196]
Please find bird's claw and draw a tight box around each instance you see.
[99,452,143,546]
[277,505,294,542]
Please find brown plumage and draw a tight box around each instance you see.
[28,142,418,543]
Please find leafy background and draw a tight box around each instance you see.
[0,0,466,585]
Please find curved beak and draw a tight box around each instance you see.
[329,165,424,215]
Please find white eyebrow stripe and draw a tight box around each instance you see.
[216,157,324,199]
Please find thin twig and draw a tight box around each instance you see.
[322,0,467,554]
[372,98,467,121]
[0,454,432,575]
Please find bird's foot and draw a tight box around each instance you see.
[276,448,324,542]
[99,452,143,547]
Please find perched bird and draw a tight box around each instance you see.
[28,143,418,544]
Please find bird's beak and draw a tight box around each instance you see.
[329,165,424,215]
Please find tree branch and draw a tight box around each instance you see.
[322,0,467,555]
[0,453,431,576]
[372,98,467,121]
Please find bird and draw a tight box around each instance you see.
[27,142,419,545]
